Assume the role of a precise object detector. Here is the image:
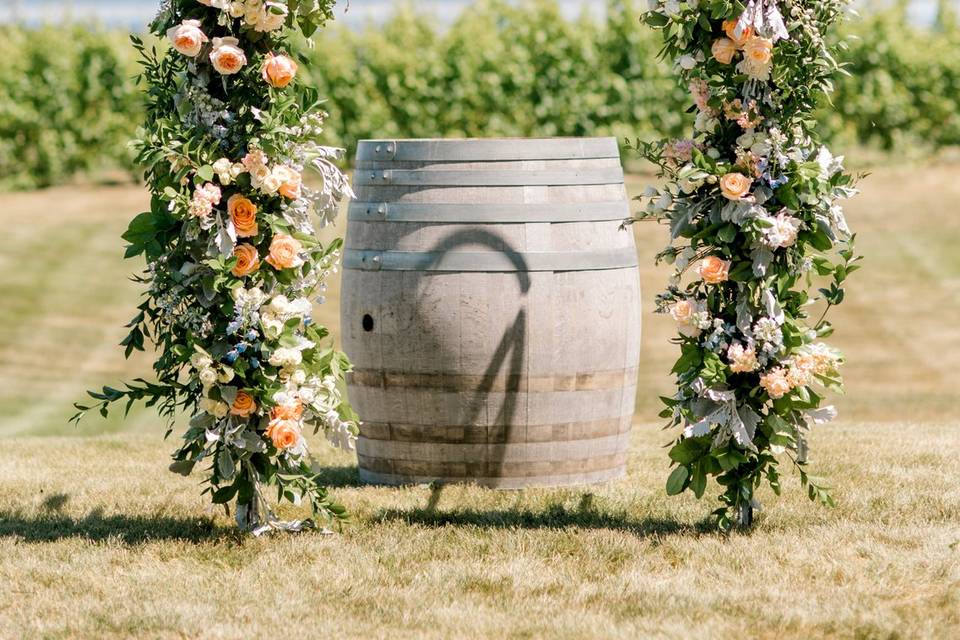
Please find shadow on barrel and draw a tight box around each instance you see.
[424,228,530,483]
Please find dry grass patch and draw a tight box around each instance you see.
[1,423,958,639]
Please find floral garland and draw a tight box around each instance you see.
[634,0,861,528]
[73,0,359,534]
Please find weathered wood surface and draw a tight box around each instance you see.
[341,138,641,488]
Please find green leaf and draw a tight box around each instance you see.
[217,450,236,480]
[644,13,670,27]
[691,462,708,498]
[168,460,196,477]
[211,485,238,504]
[666,466,690,496]
[197,165,215,182]
[669,438,708,465]
[717,224,738,243]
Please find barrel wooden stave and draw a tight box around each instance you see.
[342,138,640,488]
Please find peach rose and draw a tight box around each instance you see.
[722,18,753,48]
[262,53,298,88]
[266,233,303,270]
[760,369,792,399]
[209,37,247,75]
[711,38,737,65]
[230,390,258,418]
[696,256,731,285]
[271,402,304,422]
[228,194,259,238]
[232,243,261,278]
[273,166,302,200]
[670,299,695,325]
[167,20,207,57]
[266,419,301,450]
[743,36,774,65]
[719,172,753,200]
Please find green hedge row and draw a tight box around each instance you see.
[0,26,141,190]
[1,1,959,190]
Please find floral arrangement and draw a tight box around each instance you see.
[633,0,862,528]
[73,0,359,534]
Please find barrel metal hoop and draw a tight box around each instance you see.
[343,248,638,273]
[354,168,624,187]
[347,201,631,223]
[356,138,620,162]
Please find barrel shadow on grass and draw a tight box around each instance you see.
[376,490,715,537]
[375,504,714,537]
[0,508,238,544]
[312,464,367,488]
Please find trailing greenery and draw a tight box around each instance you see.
[1,0,959,191]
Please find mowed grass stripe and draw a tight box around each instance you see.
[1,167,959,434]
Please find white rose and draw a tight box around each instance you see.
[298,387,316,404]
[261,172,282,195]
[291,369,307,385]
[198,368,218,388]
[203,399,229,419]
[290,297,313,317]
[269,347,303,369]
[694,112,719,133]
[260,310,284,335]
[269,295,291,314]
[678,54,696,70]
[191,353,213,369]
[212,158,233,184]
[256,3,288,32]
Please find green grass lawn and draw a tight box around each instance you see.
[0,167,958,638]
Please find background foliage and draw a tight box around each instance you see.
[1,0,959,190]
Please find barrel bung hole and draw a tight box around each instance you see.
[362,314,375,332]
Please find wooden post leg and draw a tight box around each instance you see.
[736,501,754,528]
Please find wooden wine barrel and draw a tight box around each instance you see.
[341,138,641,488]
